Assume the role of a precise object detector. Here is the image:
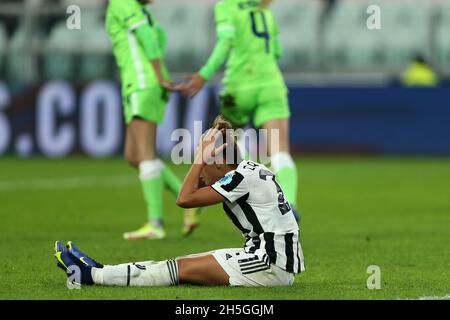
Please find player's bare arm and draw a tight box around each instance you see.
[177,127,229,208]
[151,59,175,91]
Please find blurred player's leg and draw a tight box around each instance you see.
[124,127,138,168]
[123,89,199,238]
[263,118,298,213]
[123,117,165,240]
[158,159,199,236]
[158,159,181,195]
[254,87,298,218]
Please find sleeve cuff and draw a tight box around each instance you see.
[211,185,230,202]
[199,68,212,81]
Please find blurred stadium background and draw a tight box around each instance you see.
[0,0,449,158]
[1,0,450,300]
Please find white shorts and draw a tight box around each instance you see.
[212,248,295,287]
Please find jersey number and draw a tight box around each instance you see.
[250,11,270,54]
[259,169,291,215]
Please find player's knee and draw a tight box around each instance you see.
[125,152,139,168]
[134,146,156,164]
[176,258,191,283]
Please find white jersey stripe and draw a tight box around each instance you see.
[128,19,147,32]
[127,32,146,90]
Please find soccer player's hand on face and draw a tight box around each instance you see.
[195,126,227,165]
[176,73,206,98]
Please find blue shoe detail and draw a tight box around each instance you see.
[54,241,75,271]
[67,241,103,268]
[54,241,94,285]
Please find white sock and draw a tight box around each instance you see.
[138,159,162,181]
[271,152,295,173]
[91,259,179,287]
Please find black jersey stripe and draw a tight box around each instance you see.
[239,257,268,268]
[126,265,131,286]
[241,262,270,272]
[242,266,270,275]
[264,232,277,264]
[284,233,295,273]
[167,259,178,286]
[220,171,244,192]
[223,203,250,235]
[248,236,261,254]
[263,254,269,265]
[236,193,264,234]
[166,261,174,285]
[169,260,176,285]
[237,256,259,264]
[172,260,179,285]
[169,259,179,285]
[239,258,263,266]
[239,261,266,269]
[211,185,231,202]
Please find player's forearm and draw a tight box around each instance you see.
[150,59,165,84]
[177,163,205,208]
[199,36,232,81]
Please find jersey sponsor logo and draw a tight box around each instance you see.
[220,171,245,192]
[218,172,234,186]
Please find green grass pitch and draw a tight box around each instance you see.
[0,156,449,300]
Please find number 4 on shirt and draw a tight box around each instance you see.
[250,11,270,54]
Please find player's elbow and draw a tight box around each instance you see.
[176,196,193,209]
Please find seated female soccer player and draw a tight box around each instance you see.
[54,116,305,287]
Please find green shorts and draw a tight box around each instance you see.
[122,87,169,125]
[219,86,290,128]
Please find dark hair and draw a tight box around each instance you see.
[212,115,242,167]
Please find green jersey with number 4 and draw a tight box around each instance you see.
[215,0,286,91]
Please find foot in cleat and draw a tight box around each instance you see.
[123,223,166,240]
[182,208,200,237]
[54,241,94,285]
[67,241,103,268]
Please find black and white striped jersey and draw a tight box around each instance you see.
[212,160,305,274]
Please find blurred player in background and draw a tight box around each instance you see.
[106,0,198,240]
[178,0,300,221]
